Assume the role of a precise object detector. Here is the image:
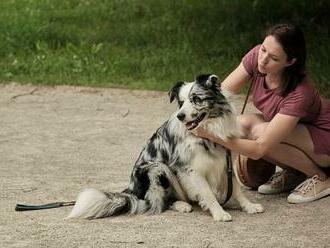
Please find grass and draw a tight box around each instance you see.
[0,0,329,96]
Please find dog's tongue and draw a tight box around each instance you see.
[186,121,197,130]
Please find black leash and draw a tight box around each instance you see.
[222,148,233,205]
[219,81,252,206]
[15,148,234,212]
[15,201,76,211]
[15,155,234,211]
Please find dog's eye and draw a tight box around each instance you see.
[178,101,184,108]
[192,95,202,104]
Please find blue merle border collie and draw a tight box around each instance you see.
[68,74,264,221]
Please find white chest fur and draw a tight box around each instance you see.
[178,137,228,201]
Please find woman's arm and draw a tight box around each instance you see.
[194,113,300,160]
[221,62,250,94]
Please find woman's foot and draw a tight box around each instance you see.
[287,175,330,203]
[258,169,305,194]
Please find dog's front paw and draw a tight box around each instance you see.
[170,201,193,213]
[213,211,232,222]
[243,203,264,214]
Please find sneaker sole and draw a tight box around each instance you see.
[258,188,283,195]
[287,188,330,204]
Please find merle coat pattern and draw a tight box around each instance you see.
[68,74,264,221]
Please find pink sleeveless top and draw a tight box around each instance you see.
[242,45,330,155]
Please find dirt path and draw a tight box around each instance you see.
[0,83,329,248]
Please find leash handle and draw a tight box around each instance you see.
[15,201,75,211]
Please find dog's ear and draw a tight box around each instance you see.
[168,81,184,103]
[196,74,211,83]
[206,74,220,88]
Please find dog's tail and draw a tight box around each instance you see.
[66,189,148,219]
[67,163,188,219]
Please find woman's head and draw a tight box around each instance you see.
[258,24,306,95]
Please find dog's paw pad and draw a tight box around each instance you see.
[170,201,193,213]
[213,211,232,222]
[243,203,264,214]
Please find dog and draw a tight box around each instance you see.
[67,74,264,221]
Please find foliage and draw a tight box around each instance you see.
[0,0,329,95]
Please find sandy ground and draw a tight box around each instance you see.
[0,83,329,248]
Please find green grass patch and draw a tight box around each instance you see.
[0,0,329,96]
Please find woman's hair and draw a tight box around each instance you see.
[266,24,306,96]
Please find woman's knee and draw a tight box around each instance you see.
[251,122,268,140]
[238,114,266,139]
[238,115,252,138]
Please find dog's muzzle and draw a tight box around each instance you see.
[177,112,207,130]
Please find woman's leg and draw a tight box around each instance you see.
[239,113,330,179]
[252,121,330,180]
[239,113,330,203]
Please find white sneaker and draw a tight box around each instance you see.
[258,169,305,195]
[287,175,330,204]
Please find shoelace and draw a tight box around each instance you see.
[268,171,285,185]
[294,175,319,195]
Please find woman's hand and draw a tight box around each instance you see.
[191,125,230,149]
[190,126,210,139]
[191,126,226,146]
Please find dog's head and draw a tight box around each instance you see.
[168,74,233,130]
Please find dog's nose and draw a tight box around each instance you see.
[177,113,185,121]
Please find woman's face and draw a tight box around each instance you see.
[258,35,294,75]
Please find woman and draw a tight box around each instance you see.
[193,23,330,203]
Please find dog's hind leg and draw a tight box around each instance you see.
[180,173,232,221]
[143,163,174,214]
[232,178,264,214]
[142,162,188,214]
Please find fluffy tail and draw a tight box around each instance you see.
[67,163,188,219]
[66,188,148,219]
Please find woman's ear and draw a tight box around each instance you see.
[286,58,297,67]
